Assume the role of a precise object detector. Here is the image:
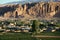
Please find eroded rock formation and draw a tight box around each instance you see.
[0,2,60,19]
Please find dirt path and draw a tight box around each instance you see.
[32,35,60,38]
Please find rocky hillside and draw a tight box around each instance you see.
[0,2,60,19]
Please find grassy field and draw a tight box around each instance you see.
[34,31,60,36]
[0,32,60,40]
[0,32,36,40]
[35,38,60,40]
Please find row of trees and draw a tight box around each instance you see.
[0,19,60,32]
[31,20,60,33]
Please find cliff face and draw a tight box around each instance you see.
[0,2,60,19]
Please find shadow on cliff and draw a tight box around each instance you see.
[0,3,37,17]
[0,5,19,16]
[53,5,60,18]
[22,3,37,9]
[53,11,60,18]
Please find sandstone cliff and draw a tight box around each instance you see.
[0,2,60,19]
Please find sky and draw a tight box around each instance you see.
[0,0,47,4]
[0,0,21,4]
[0,0,59,4]
[0,0,39,4]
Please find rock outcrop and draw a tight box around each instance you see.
[0,2,60,19]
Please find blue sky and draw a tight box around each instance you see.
[0,0,47,4]
[0,0,21,4]
[0,0,40,4]
[0,0,58,4]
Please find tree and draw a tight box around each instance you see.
[31,20,40,33]
[39,24,46,29]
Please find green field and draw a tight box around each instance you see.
[34,32,60,36]
[0,32,37,40]
[0,32,60,40]
[35,38,60,40]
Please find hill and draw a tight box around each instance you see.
[0,2,60,20]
